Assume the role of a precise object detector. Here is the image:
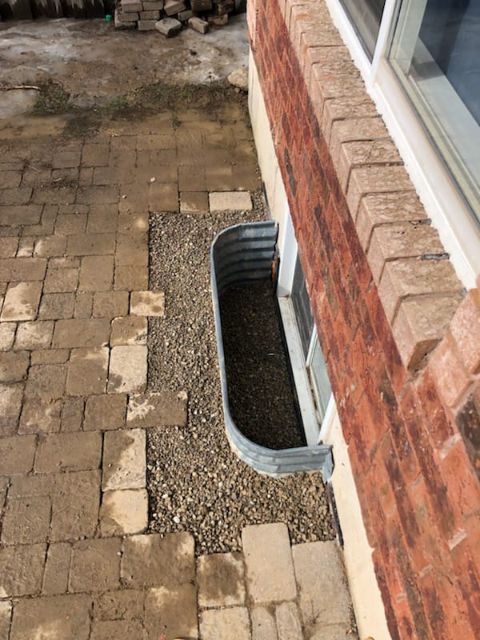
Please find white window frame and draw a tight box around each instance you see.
[325,0,480,288]
[277,204,335,446]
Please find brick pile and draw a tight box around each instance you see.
[115,0,242,33]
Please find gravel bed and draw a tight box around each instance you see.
[147,198,335,555]
[220,281,306,450]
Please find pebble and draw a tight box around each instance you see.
[146,193,335,555]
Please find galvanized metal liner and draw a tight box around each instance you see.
[211,221,333,479]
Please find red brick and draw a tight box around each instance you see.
[429,334,471,408]
[450,289,480,374]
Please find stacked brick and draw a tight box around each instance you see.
[115,0,241,32]
[248,0,480,639]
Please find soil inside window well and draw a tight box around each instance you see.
[220,280,307,450]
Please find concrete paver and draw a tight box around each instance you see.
[0,99,355,640]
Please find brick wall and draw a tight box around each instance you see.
[248,0,480,638]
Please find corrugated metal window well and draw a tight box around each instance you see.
[211,221,333,479]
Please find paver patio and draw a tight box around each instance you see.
[0,105,355,638]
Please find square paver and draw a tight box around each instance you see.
[0,544,46,598]
[130,291,165,316]
[38,292,75,320]
[10,594,91,640]
[242,523,297,603]
[50,470,101,542]
[52,318,110,348]
[110,316,147,346]
[84,393,127,431]
[102,429,145,491]
[108,345,147,394]
[69,538,121,593]
[198,552,246,608]
[79,255,114,291]
[0,350,29,383]
[1,496,51,544]
[100,488,148,536]
[66,347,109,396]
[19,398,62,434]
[25,364,66,400]
[209,191,252,212]
[93,291,129,318]
[35,432,102,473]
[199,607,251,640]
[126,391,188,428]
[145,584,198,639]
[1,282,42,321]
[121,532,195,589]
[0,435,36,476]
[15,320,53,349]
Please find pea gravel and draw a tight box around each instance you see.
[147,197,335,555]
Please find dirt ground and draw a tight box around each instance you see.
[0,16,248,113]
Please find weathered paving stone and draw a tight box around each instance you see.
[145,584,198,639]
[1,282,42,321]
[275,602,303,640]
[44,265,78,293]
[108,345,147,393]
[19,398,62,434]
[15,320,53,349]
[209,191,252,212]
[84,394,127,431]
[242,523,297,604]
[42,543,72,595]
[10,594,92,640]
[55,213,88,236]
[110,316,147,346]
[90,620,145,640]
[82,143,110,167]
[126,391,188,428]
[0,322,16,350]
[0,204,42,226]
[100,488,148,536]
[0,258,46,282]
[115,233,148,267]
[292,541,352,636]
[114,264,148,291]
[34,235,67,258]
[0,350,29,382]
[95,589,145,620]
[0,379,21,429]
[0,236,18,257]
[61,397,84,432]
[8,473,54,499]
[79,255,114,291]
[0,601,12,639]
[200,607,251,640]
[76,186,119,205]
[0,435,36,476]
[130,290,165,316]
[38,292,75,320]
[1,495,51,544]
[180,190,209,213]
[35,432,102,473]
[67,233,116,256]
[74,291,93,318]
[52,318,110,348]
[102,429,145,491]
[121,532,195,588]
[198,552,246,608]
[66,347,109,396]
[69,538,121,593]
[0,543,46,597]
[25,364,66,400]
[251,607,278,640]
[93,291,129,318]
[31,349,69,365]
[50,470,101,541]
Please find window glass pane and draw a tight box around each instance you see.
[340,0,386,58]
[390,0,480,224]
[291,255,314,359]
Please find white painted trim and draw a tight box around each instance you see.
[277,204,297,297]
[324,0,480,287]
[278,297,321,446]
